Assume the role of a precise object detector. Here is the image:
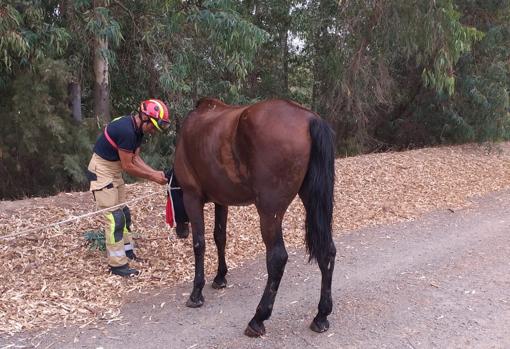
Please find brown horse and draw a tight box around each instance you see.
[174,97,336,337]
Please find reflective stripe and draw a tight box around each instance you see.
[108,250,126,257]
[105,213,115,245]
[150,99,164,118]
[104,126,119,150]
[124,243,133,251]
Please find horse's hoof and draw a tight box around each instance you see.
[185,295,204,308]
[176,223,190,239]
[310,318,329,333]
[212,278,227,289]
[244,321,266,337]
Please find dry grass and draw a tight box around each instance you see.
[0,142,509,336]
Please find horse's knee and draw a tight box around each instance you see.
[327,242,336,264]
[193,235,206,256]
[213,228,226,245]
[329,242,336,257]
[279,247,289,266]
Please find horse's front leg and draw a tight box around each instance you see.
[212,204,228,289]
[245,211,287,337]
[183,194,206,308]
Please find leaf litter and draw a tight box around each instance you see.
[0,143,509,336]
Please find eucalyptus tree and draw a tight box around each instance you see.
[0,1,90,198]
[2,0,506,199]
[87,0,122,124]
[105,0,268,168]
[447,0,510,143]
[238,0,296,99]
[294,0,484,152]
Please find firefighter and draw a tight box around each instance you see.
[87,99,169,277]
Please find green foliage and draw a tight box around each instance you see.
[84,229,106,251]
[0,59,91,198]
[0,0,509,198]
[295,0,503,151]
[388,0,510,147]
[417,1,484,95]
[451,24,510,142]
[106,0,268,170]
[0,3,91,199]
[0,2,70,83]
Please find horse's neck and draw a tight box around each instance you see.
[196,97,231,110]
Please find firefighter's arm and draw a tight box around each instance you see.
[133,148,161,174]
[118,149,167,185]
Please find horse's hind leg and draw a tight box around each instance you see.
[310,241,336,332]
[245,210,288,337]
[212,204,228,289]
[299,191,336,332]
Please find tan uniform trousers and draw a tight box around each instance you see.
[88,153,134,267]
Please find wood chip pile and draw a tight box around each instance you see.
[0,143,509,336]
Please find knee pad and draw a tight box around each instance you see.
[111,209,126,242]
[122,206,132,231]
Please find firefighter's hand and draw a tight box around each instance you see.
[153,171,168,185]
[163,168,173,182]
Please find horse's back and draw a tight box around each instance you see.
[175,98,316,207]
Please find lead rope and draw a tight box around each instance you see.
[0,191,160,241]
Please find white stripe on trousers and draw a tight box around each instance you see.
[108,250,126,257]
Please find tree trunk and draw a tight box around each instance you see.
[68,81,82,123]
[282,29,289,95]
[311,29,322,112]
[93,0,110,125]
[93,35,110,125]
[311,0,331,113]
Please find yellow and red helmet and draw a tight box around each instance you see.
[140,99,170,131]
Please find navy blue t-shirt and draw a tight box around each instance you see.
[93,115,144,161]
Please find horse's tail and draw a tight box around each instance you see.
[301,117,335,262]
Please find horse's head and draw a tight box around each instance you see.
[195,97,229,109]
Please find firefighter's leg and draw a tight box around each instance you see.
[88,157,137,276]
[104,208,129,267]
[123,206,138,260]
[118,184,136,260]
[94,186,128,267]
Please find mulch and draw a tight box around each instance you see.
[0,142,509,336]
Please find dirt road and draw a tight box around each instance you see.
[3,189,510,348]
